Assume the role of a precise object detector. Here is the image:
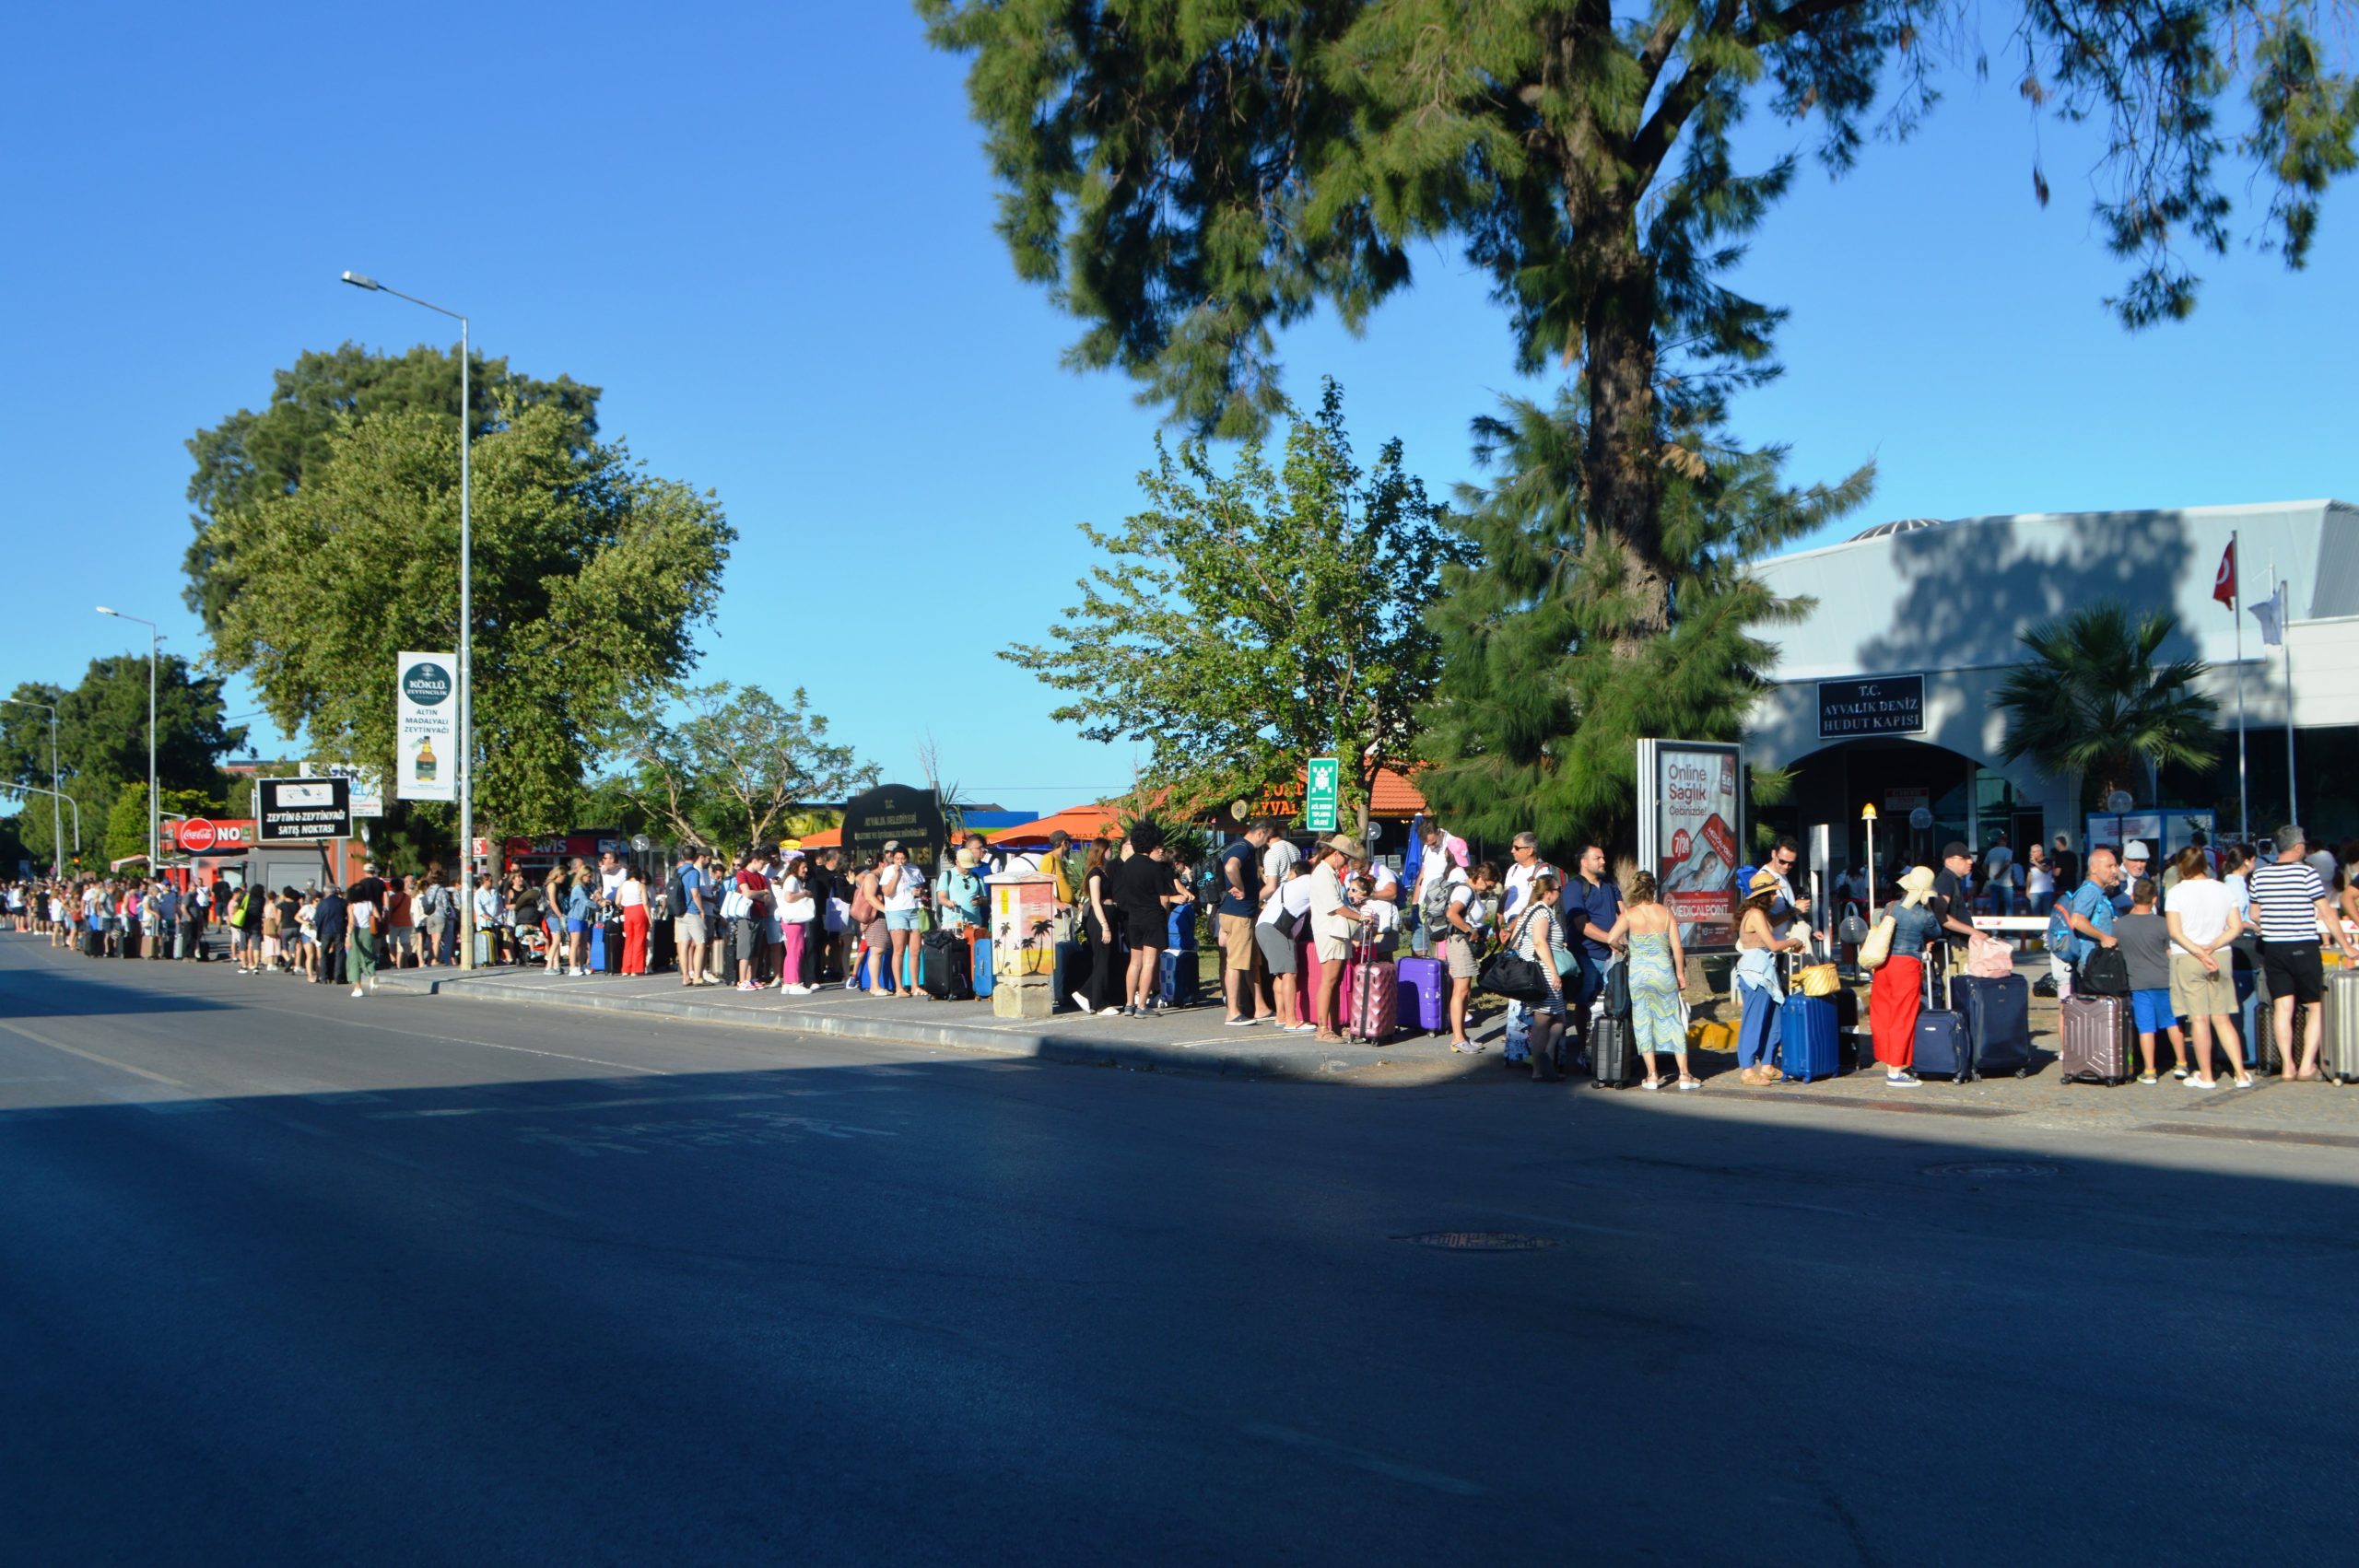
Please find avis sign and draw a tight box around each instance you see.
[396,651,458,802]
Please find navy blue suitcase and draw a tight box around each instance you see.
[1778,995,1840,1082]
[1949,975,2034,1077]
[1159,949,1201,1007]
[1913,1010,1973,1080]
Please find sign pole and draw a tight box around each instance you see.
[2231,530,2248,843]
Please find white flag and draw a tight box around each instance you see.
[2248,584,2286,648]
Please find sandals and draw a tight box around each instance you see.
[1676,1076,1703,1091]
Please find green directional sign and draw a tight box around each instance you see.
[1305,756,1340,834]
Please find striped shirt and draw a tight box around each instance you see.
[2248,860,2328,943]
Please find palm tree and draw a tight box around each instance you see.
[1994,601,2220,807]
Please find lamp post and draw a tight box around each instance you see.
[1860,802,1879,922]
[95,608,159,875]
[1,696,61,875]
[342,270,476,969]
[4,785,81,858]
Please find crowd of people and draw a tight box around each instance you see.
[13,817,2357,1089]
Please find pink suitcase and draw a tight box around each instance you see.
[2059,994,2130,1085]
[1348,952,1398,1045]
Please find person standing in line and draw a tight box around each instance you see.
[1983,832,2017,918]
[1865,868,1941,1088]
[1041,829,1078,930]
[1216,819,1276,1025]
[1252,859,1314,1035]
[1564,843,1624,1065]
[671,848,710,988]
[2114,880,2190,1082]
[778,850,819,994]
[734,849,775,991]
[2023,842,2057,917]
[274,886,302,978]
[875,842,926,998]
[1496,833,1560,1067]
[564,866,595,977]
[346,871,383,998]
[236,878,266,973]
[313,883,347,987]
[616,863,650,976]
[418,873,449,967]
[1731,872,1808,1086]
[2051,834,2082,895]
[1306,835,1370,1043]
[815,848,851,983]
[1929,842,1983,994]
[1439,860,1498,1053]
[182,877,206,962]
[2052,845,2122,997]
[1075,841,1125,1016]
[1112,822,1187,1018]
[2112,840,2153,917]
[2249,825,2359,1081]
[2164,846,2248,1089]
[1607,872,1696,1090]
[1506,870,1572,1080]
[387,874,418,969]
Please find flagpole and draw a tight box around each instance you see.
[2232,531,2248,843]
[2282,564,2299,826]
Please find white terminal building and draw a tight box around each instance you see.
[1741,498,2359,872]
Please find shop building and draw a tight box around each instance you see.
[1743,498,2359,871]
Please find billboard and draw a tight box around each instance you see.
[1637,739,1743,950]
[256,777,352,844]
[395,651,458,802]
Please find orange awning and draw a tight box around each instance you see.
[985,802,1130,848]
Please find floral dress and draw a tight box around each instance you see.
[1626,930,1684,1058]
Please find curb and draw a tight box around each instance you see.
[369,971,1414,1082]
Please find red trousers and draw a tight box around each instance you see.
[1870,954,1922,1067]
[622,905,649,975]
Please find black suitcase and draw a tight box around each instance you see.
[919,930,972,1000]
[1589,1015,1638,1088]
[82,926,101,958]
[1949,974,2034,1077]
[718,920,742,986]
[1912,1010,1974,1080]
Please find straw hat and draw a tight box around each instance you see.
[1898,865,1937,907]
[1747,869,1781,895]
[1321,834,1368,861]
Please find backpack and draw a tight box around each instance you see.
[2045,887,2079,955]
[665,863,689,913]
[229,890,249,926]
[1418,868,1458,927]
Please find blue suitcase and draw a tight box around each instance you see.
[1778,995,1840,1082]
[972,937,994,999]
[1912,1010,1973,1080]
[588,922,607,974]
[1948,975,2034,1077]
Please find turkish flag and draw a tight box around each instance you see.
[2212,540,2237,608]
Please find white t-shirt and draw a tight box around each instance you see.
[1309,862,1351,944]
[879,863,925,912]
[2164,876,2235,948]
[2025,860,2056,898]
[779,874,817,923]
[1446,877,1489,935]
[1261,838,1301,890]
[351,899,377,931]
[1361,897,1400,939]
[1256,874,1313,928]
[1500,860,1558,919]
[600,866,627,900]
[1364,861,1399,897]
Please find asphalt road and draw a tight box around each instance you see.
[5,938,2356,1565]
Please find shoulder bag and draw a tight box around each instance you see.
[1857,915,1896,970]
[1476,908,1555,1004]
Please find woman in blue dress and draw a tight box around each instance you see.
[1607,872,1696,1090]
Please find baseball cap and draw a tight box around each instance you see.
[2123,840,2152,860]
[1942,841,1970,860]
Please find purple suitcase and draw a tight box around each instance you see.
[1397,956,1447,1033]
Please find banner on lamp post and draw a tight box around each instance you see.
[395,651,458,802]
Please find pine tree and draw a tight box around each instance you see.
[1415,390,1871,850]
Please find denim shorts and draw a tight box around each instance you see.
[885,909,921,932]
[568,918,588,935]
[2130,987,2177,1034]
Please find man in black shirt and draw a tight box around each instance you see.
[2051,834,2081,896]
[1930,841,1984,985]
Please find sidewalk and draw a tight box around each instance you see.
[369,953,2359,1145]
[370,962,1471,1081]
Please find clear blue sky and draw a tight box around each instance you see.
[4,4,2351,813]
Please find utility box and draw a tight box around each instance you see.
[987,872,1058,1019]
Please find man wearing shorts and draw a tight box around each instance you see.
[2249,825,2358,1080]
[673,848,710,987]
[1216,819,1277,1025]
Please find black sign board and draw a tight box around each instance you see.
[256,776,353,843]
[839,783,945,869]
[1817,675,1926,740]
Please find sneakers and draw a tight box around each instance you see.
[2186,1077,2217,1090]
[1283,1023,1317,1036]
[1884,1071,1921,1087]
[349,986,364,998]
[2137,1071,2159,1084]
[1099,1005,1124,1017]
[1074,989,1094,1012]
[1223,1016,1257,1027]
[736,980,759,992]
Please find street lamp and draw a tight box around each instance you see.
[343,269,477,969]
[95,607,159,876]
[3,784,80,857]
[0,696,61,875]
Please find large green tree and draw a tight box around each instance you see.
[205,402,734,838]
[0,661,246,869]
[923,0,2354,807]
[183,343,601,632]
[599,681,880,852]
[1004,378,1471,821]
[1416,391,1869,848]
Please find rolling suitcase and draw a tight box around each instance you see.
[1589,1015,1637,1087]
[1396,955,1447,1034]
[1345,941,1397,1044]
[919,930,973,1000]
[2322,970,2359,1083]
[971,936,994,999]
[602,918,626,975]
[1777,994,1840,1082]
[2060,994,2131,1084]
[1949,974,2034,1077]
[1158,949,1201,1008]
[1912,1010,1974,1081]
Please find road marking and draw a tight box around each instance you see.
[0,1017,191,1087]
[1240,1422,1485,1496]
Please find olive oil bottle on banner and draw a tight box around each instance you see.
[416,736,438,785]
